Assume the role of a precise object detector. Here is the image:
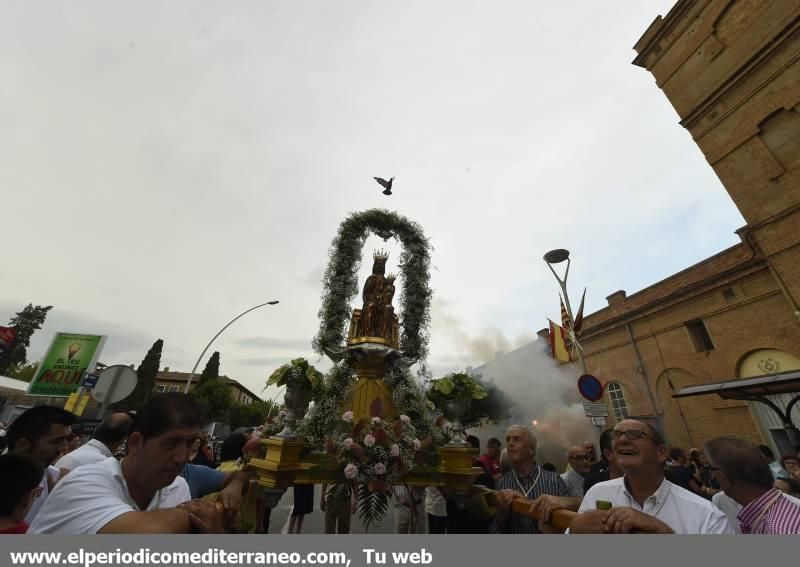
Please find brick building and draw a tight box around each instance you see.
[154,368,261,405]
[547,0,800,456]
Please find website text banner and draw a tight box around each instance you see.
[1,535,783,567]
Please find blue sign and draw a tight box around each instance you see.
[81,373,99,389]
[577,374,604,402]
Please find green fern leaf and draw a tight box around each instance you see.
[357,483,390,533]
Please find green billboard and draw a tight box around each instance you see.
[27,333,107,397]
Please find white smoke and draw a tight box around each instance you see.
[466,338,596,472]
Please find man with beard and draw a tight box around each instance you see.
[29,393,223,534]
[569,419,732,534]
[5,406,76,525]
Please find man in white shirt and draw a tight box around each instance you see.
[5,406,77,525]
[570,419,733,534]
[29,393,223,534]
[55,412,131,471]
[712,491,742,533]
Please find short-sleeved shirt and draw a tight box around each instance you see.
[495,465,568,533]
[180,463,225,498]
[737,488,800,534]
[560,469,585,498]
[425,487,447,517]
[24,465,60,525]
[55,439,113,471]
[712,491,742,533]
[769,461,789,480]
[28,457,191,534]
[577,477,734,534]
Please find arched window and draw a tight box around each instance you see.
[607,381,629,420]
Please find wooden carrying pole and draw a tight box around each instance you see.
[511,498,577,531]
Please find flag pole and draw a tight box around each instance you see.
[544,249,601,442]
[545,256,587,374]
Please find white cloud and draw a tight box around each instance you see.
[0,1,744,398]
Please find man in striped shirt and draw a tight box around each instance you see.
[705,437,800,534]
[561,446,591,497]
[494,425,577,533]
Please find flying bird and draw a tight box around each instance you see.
[374,177,394,195]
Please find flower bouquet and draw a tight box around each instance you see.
[325,398,431,531]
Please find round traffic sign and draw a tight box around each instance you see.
[91,365,138,404]
[577,374,604,402]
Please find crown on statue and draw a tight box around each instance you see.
[373,249,390,263]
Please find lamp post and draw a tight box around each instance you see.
[543,249,587,373]
[183,301,279,393]
[544,249,603,438]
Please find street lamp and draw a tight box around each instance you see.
[183,300,280,393]
[543,249,586,373]
[544,249,605,440]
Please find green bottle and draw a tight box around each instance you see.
[596,500,612,511]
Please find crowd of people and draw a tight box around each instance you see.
[1,392,798,535]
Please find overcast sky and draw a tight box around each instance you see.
[1,1,746,399]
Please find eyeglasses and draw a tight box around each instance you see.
[610,430,651,441]
[570,455,591,461]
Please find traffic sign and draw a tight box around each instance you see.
[577,374,604,402]
[74,419,102,435]
[91,365,138,405]
[583,401,609,417]
[82,373,99,389]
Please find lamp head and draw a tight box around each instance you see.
[543,249,570,264]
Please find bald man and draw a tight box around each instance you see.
[56,412,132,472]
[562,446,591,497]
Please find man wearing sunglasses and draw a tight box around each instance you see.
[569,419,733,534]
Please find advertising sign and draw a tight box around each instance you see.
[27,333,107,397]
[0,325,16,355]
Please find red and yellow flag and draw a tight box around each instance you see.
[559,295,570,330]
[573,288,586,337]
[548,320,571,363]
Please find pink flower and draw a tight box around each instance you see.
[373,463,387,475]
[364,434,376,447]
[343,438,354,450]
[413,439,421,451]
[342,411,354,422]
[344,463,358,479]
[390,444,400,457]
[371,416,382,424]
[400,414,411,424]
